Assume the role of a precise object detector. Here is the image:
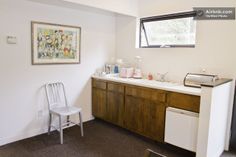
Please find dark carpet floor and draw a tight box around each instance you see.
[0,119,196,157]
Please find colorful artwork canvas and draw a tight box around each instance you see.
[31,21,81,64]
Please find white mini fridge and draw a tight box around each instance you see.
[165,107,199,152]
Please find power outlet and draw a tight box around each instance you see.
[6,36,17,44]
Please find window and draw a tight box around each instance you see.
[140,11,197,48]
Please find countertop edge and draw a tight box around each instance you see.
[92,76,201,96]
[201,78,233,87]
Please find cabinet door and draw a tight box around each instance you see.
[124,96,144,134]
[92,88,107,119]
[107,91,124,127]
[143,100,166,142]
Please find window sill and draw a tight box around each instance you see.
[139,45,195,48]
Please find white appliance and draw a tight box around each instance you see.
[165,107,199,152]
[184,73,218,88]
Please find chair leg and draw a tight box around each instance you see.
[59,115,63,144]
[48,113,52,135]
[79,112,84,136]
[67,115,70,126]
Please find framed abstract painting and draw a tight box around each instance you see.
[31,21,81,64]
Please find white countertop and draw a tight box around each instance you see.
[92,75,201,96]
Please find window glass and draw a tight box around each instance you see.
[140,13,197,48]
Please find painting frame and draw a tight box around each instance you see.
[31,21,81,65]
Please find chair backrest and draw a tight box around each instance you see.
[144,149,167,157]
[45,82,68,110]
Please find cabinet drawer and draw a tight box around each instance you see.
[92,79,106,90]
[126,86,166,103]
[108,82,124,94]
[167,92,200,113]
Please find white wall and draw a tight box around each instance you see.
[116,0,236,83]
[0,0,115,145]
[62,0,138,16]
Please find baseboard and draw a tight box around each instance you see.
[0,128,48,146]
[0,117,94,146]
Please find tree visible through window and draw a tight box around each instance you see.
[140,11,197,48]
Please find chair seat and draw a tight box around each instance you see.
[50,106,82,116]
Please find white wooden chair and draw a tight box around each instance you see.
[45,82,84,144]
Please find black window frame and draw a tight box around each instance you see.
[139,11,198,48]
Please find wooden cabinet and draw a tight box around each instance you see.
[143,100,166,141]
[167,92,200,113]
[107,82,125,127]
[92,79,106,90]
[124,95,144,134]
[125,85,166,142]
[92,78,200,143]
[126,85,166,102]
[125,96,166,142]
[92,79,107,119]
